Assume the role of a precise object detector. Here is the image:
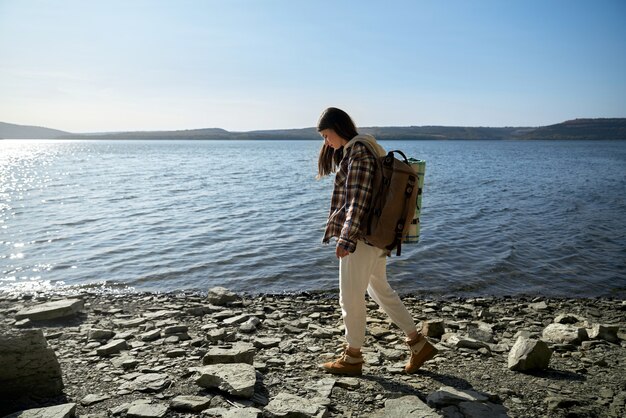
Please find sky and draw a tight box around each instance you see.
[1,0,625,132]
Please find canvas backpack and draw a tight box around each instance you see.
[351,139,420,256]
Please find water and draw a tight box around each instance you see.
[1,139,625,297]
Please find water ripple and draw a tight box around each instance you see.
[1,139,625,297]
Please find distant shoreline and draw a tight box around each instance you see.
[3,137,626,142]
[2,118,626,140]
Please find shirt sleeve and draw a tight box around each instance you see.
[337,144,376,252]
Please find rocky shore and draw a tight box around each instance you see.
[1,288,625,418]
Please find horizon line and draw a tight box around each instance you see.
[3,116,626,135]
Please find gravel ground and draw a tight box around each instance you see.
[1,291,625,417]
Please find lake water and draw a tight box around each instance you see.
[1,139,625,298]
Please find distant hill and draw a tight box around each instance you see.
[360,126,528,140]
[2,118,625,140]
[65,127,231,140]
[517,118,626,140]
[0,121,70,139]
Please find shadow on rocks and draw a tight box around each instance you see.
[524,368,586,382]
[32,312,89,328]
[360,374,426,399]
[414,369,474,390]
[0,393,71,417]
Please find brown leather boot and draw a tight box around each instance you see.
[405,334,438,373]
[320,349,364,376]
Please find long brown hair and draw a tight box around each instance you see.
[317,107,359,177]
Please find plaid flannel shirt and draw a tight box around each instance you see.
[323,142,376,253]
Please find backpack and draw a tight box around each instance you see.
[352,139,421,256]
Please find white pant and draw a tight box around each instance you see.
[339,240,417,348]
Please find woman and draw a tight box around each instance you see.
[317,107,437,376]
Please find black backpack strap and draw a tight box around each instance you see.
[389,150,410,164]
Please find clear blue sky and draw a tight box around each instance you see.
[1,0,625,132]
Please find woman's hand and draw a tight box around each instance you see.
[336,245,350,258]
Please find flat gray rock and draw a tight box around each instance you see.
[442,334,490,350]
[111,354,138,369]
[170,395,212,412]
[196,363,256,398]
[139,329,161,342]
[80,393,112,406]
[336,377,360,390]
[126,402,168,418]
[88,329,115,341]
[223,313,253,326]
[378,395,441,417]
[4,403,77,418]
[529,301,549,311]
[15,299,84,321]
[222,408,262,418]
[202,342,255,365]
[162,325,188,335]
[458,401,510,418]
[96,339,128,356]
[305,377,336,398]
[264,392,327,418]
[427,386,490,408]
[253,337,282,349]
[121,373,172,393]
[143,310,180,320]
[114,317,147,328]
[311,328,336,339]
[370,326,392,339]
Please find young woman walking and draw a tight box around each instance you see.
[317,107,437,376]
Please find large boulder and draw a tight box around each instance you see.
[508,336,552,371]
[207,287,238,305]
[3,403,76,418]
[0,329,64,399]
[542,323,588,345]
[15,299,84,321]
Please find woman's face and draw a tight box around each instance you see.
[319,128,347,150]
